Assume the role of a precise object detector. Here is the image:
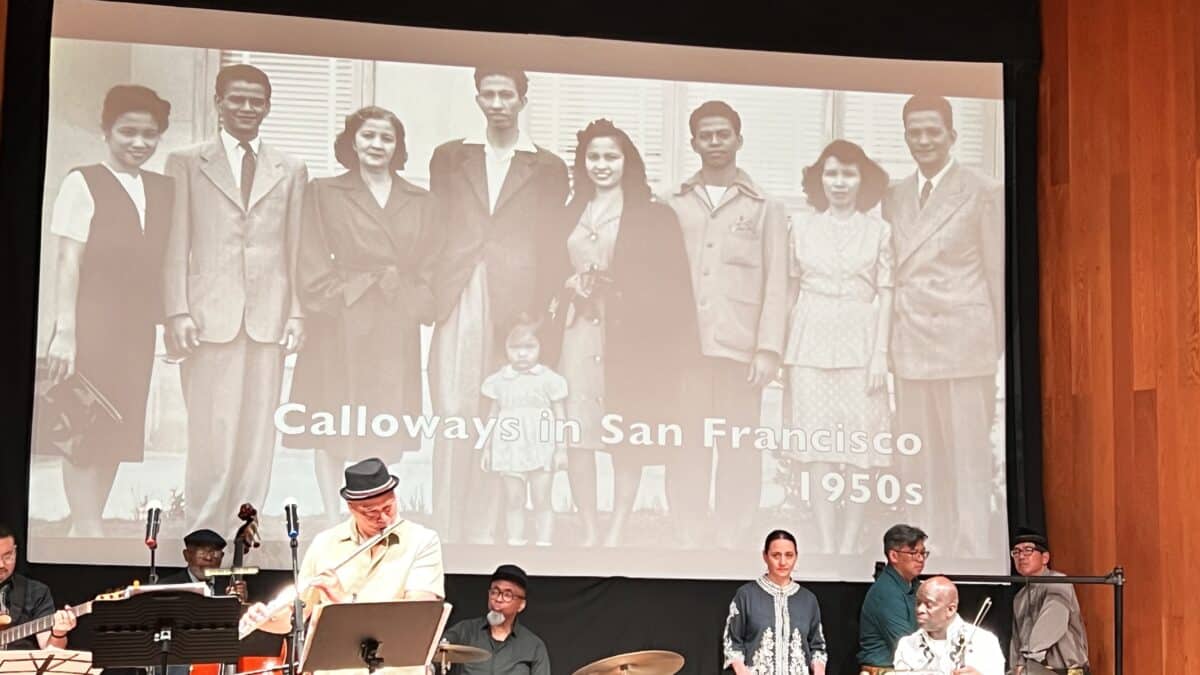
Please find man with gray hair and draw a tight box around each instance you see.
[858,524,928,673]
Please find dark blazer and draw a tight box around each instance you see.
[543,198,702,436]
[428,139,569,336]
[286,171,440,453]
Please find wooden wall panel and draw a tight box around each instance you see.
[1041,0,1200,673]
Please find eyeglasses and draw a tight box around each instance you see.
[488,588,525,602]
[894,548,931,560]
[0,550,16,564]
[191,548,225,561]
[1010,546,1044,558]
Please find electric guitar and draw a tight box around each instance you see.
[0,587,127,648]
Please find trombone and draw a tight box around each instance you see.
[238,519,404,639]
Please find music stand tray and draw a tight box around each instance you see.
[300,601,451,673]
[0,650,96,675]
[88,589,240,669]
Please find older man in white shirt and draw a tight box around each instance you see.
[244,458,444,675]
[893,576,1004,675]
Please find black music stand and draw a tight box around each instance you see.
[0,650,95,675]
[89,589,240,674]
[300,601,450,673]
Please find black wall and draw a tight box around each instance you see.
[0,2,1042,673]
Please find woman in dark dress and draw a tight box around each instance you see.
[723,530,829,675]
[287,106,441,522]
[44,84,173,537]
[543,118,701,547]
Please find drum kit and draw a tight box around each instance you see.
[433,645,685,675]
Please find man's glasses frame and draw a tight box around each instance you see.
[893,548,931,560]
[488,587,525,602]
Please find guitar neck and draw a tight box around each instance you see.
[0,601,92,647]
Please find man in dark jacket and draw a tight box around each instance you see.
[427,66,568,544]
[0,523,76,650]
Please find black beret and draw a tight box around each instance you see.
[1011,526,1049,552]
[490,564,528,591]
[183,528,227,549]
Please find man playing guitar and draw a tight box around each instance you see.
[0,523,77,649]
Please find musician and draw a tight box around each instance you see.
[1009,528,1090,675]
[858,524,928,673]
[158,529,246,601]
[245,457,444,675]
[893,577,1004,675]
[440,564,550,675]
[0,524,77,649]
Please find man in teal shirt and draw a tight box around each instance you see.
[857,524,928,673]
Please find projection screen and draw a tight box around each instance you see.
[28,0,1008,581]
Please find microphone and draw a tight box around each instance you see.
[283,498,300,540]
[144,500,163,550]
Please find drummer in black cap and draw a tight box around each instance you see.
[1009,526,1090,674]
[440,564,550,675]
[159,528,246,601]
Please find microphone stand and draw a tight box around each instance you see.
[149,546,158,584]
[288,532,303,675]
[145,505,162,584]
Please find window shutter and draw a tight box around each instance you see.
[220,51,362,178]
[838,92,996,182]
[525,73,670,193]
[678,83,830,206]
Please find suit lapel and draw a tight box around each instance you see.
[382,181,418,223]
[457,146,489,212]
[247,143,286,212]
[341,173,389,226]
[198,140,244,211]
[342,173,418,255]
[895,165,971,266]
[493,151,535,215]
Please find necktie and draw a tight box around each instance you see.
[239,140,256,208]
[919,179,933,209]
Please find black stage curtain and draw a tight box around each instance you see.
[0,2,1042,673]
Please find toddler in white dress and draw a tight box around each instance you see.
[481,320,569,546]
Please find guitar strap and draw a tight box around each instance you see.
[4,575,27,620]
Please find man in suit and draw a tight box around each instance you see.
[427,67,568,543]
[164,64,307,532]
[882,94,1004,558]
[665,101,788,549]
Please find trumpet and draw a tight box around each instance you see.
[951,596,993,668]
[238,519,404,639]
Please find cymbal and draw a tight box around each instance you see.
[434,643,490,664]
[571,650,684,675]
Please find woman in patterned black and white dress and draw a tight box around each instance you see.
[723,530,828,675]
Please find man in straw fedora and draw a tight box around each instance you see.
[245,457,444,675]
